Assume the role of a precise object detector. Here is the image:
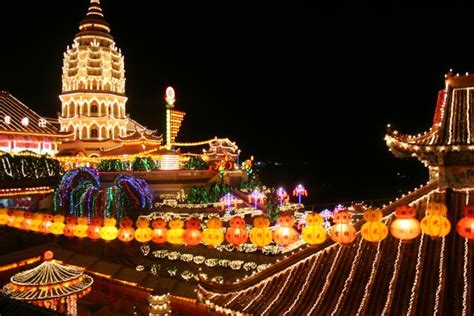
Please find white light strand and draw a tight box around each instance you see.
[381,239,403,316]
[306,246,343,315]
[330,237,365,316]
[260,268,295,315]
[241,278,270,312]
[462,238,469,316]
[448,89,456,145]
[407,233,425,316]
[355,239,382,316]
[467,89,471,144]
[281,254,321,316]
[433,236,446,316]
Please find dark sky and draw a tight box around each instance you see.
[0,1,472,205]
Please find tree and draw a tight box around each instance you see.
[266,188,280,224]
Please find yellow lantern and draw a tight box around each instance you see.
[100,218,118,241]
[330,210,357,245]
[302,213,327,245]
[74,217,89,238]
[202,217,224,247]
[50,215,66,235]
[0,208,8,225]
[167,219,185,245]
[420,202,451,237]
[390,205,421,241]
[20,212,34,231]
[12,210,25,229]
[361,209,388,243]
[30,213,44,232]
[135,218,152,243]
[249,216,273,247]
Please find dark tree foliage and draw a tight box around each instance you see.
[131,157,157,171]
[97,159,125,172]
[183,156,208,170]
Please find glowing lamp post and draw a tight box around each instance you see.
[276,187,289,205]
[165,86,176,150]
[220,193,238,214]
[293,184,308,204]
[248,190,265,210]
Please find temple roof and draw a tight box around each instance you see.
[199,183,473,315]
[386,72,474,164]
[75,0,113,42]
[0,92,68,137]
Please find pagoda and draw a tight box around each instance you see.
[58,0,131,156]
[385,71,474,189]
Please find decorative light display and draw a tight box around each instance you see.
[118,216,135,242]
[167,219,185,245]
[420,202,451,237]
[390,205,421,241]
[249,216,272,247]
[292,184,307,204]
[456,204,474,240]
[73,217,89,238]
[100,217,118,241]
[248,189,265,210]
[12,210,24,229]
[30,213,43,232]
[302,213,327,245]
[202,217,224,247]
[149,293,171,316]
[151,218,168,244]
[50,215,65,235]
[220,193,238,214]
[273,214,298,247]
[20,212,33,231]
[160,154,180,170]
[64,215,77,238]
[86,217,103,240]
[225,216,248,246]
[360,209,388,242]
[276,187,289,205]
[2,251,93,315]
[330,209,356,245]
[135,217,153,243]
[0,208,8,225]
[55,168,153,220]
[39,214,53,234]
[183,218,202,246]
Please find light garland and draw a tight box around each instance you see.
[407,233,425,316]
[462,237,469,316]
[381,239,403,315]
[433,236,446,316]
[258,268,295,315]
[0,187,54,197]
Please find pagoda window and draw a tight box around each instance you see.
[104,82,110,91]
[81,126,88,139]
[113,103,119,118]
[90,101,98,114]
[120,106,125,118]
[113,126,120,140]
[100,126,107,139]
[68,102,75,117]
[92,80,97,90]
[100,103,106,116]
[90,125,99,138]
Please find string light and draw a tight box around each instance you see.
[259,269,295,315]
[381,240,403,315]
[462,238,469,316]
[407,233,425,316]
[433,236,446,316]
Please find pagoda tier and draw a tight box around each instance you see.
[198,183,474,315]
[385,72,474,166]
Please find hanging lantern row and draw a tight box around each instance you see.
[0,202,472,248]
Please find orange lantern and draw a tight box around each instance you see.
[151,218,168,244]
[302,213,327,245]
[390,205,421,241]
[118,216,135,242]
[0,208,8,225]
[456,205,474,240]
[202,217,224,247]
[20,212,34,231]
[226,216,248,246]
[249,216,272,247]
[420,202,451,238]
[64,216,77,238]
[6,210,15,227]
[74,217,89,238]
[167,219,185,245]
[87,217,103,240]
[183,218,202,246]
[361,209,388,243]
[39,214,54,234]
[12,210,25,229]
[50,215,66,235]
[330,210,357,245]
[30,213,44,232]
[100,218,118,241]
[273,214,298,247]
[135,218,153,243]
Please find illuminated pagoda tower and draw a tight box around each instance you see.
[58,0,130,156]
[385,71,474,189]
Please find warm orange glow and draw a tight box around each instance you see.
[302,213,327,245]
[456,205,474,240]
[390,205,421,241]
[249,216,272,247]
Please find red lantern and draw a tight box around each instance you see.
[226,216,248,246]
[273,214,298,246]
[330,210,357,245]
[118,216,135,242]
[390,205,421,241]
[87,217,103,240]
[456,205,474,240]
[184,218,202,246]
[64,216,77,238]
[151,218,168,244]
[20,212,34,231]
[39,214,54,234]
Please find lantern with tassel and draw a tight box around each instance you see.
[100,218,118,241]
[273,214,299,247]
[420,202,451,238]
[361,209,388,243]
[330,209,357,245]
[249,216,272,247]
[302,212,327,245]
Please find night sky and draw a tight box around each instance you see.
[1,1,472,206]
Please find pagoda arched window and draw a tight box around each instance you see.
[90,125,99,138]
[113,125,120,140]
[100,126,107,139]
[100,103,106,116]
[81,126,88,139]
[79,81,85,90]
[104,82,110,91]
[92,80,97,90]
[68,102,75,117]
[90,101,98,114]
[120,106,125,118]
[113,103,119,118]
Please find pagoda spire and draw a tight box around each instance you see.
[87,0,104,18]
